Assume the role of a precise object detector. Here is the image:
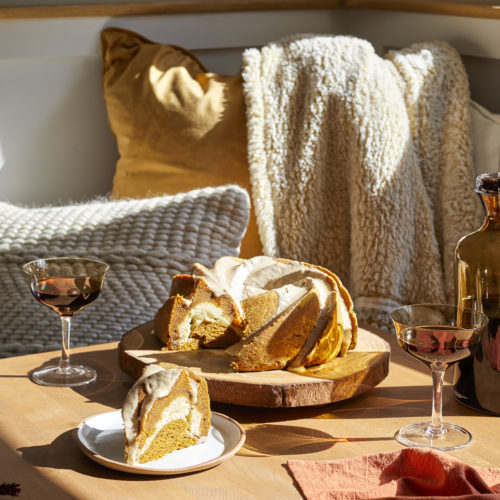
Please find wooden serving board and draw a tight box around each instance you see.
[118,322,390,408]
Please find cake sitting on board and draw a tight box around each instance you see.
[122,363,211,464]
[154,256,358,372]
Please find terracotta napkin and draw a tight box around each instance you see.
[287,448,500,499]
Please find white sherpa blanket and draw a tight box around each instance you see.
[242,35,481,329]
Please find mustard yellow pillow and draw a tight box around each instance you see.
[100,27,261,258]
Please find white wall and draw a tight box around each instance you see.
[0,10,349,205]
[340,9,500,114]
[1,8,499,206]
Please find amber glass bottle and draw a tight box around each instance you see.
[454,172,500,415]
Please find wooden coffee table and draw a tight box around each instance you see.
[1,326,499,499]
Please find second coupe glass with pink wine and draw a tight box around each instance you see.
[391,303,487,451]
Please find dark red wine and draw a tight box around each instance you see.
[400,325,480,368]
[31,277,101,315]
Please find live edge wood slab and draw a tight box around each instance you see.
[118,322,390,408]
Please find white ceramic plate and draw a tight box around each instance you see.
[73,410,245,475]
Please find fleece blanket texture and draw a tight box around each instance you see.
[242,35,481,329]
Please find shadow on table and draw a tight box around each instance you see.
[212,383,476,426]
[17,429,197,481]
[1,436,73,498]
[71,347,136,409]
[239,423,395,457]
[25,345,135,409]
[217,381,483,458]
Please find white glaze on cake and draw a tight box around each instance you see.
[192,256,353,343]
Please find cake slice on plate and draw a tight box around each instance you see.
[122,362,211,465]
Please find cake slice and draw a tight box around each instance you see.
[229,287,321,371]
[240,289,280,339]
[313,263,358,356]
[291,280,343,366]
[154,274,246,350]
[122,363,211,465]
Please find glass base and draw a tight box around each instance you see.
[396,422,472,451]
[31,364,97,387]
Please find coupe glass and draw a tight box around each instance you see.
[391,303,487,451]
[23,257,109,387]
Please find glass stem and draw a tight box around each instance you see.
[59,315,72,373]
[429,364,446,436]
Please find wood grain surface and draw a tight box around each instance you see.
[118,322,390,407]
[2,327,500,499]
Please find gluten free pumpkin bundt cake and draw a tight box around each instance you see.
[122,363,211,465]
[154,256,358,372]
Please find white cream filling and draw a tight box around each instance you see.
[172,303,232,348]
[132,396,191,464]
[189,379,199,404]
[189,408,203,436]
[187,381,202,436]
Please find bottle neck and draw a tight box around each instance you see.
[481,194,500,222]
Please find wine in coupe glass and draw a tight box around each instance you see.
[23,257,109,387]
[391,304,487,451]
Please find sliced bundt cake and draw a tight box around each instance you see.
[153,256,358,371]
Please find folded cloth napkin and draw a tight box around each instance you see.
[287,448,500,499]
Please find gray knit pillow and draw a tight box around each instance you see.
[0,185,250,357]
